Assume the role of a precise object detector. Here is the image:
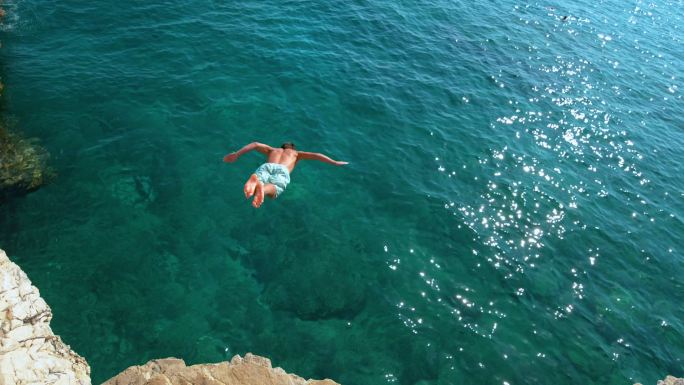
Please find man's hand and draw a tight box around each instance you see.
[223,142,273,163]
[335,161,349,166]
[223,153,239,163]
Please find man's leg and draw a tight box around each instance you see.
[252,183,277,208]
[244,174,259,198]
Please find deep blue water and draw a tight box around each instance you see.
[1,0,683,384]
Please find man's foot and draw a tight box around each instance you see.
[252,181,265,208]
[244,174,259,198]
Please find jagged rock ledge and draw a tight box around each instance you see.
[104,354,339,385]
[635,376,684,385]
[0,249,90,384]
[0,248,339,385]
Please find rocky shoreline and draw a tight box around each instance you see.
[0,249,90,384]
[0,249,339,385]
[0,5,51,203]
[104,354,338,385]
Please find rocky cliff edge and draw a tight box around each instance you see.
[0,248,340,385]
[0,249,91,385]
[103,354,339,385]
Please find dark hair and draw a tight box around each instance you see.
[281,142,296,150]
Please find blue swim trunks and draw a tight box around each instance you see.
[254,163,290,197]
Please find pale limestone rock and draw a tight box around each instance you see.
[635,375,684,385]
[104,353,340,385]
[7,325,32,341]
[0,249,91,385]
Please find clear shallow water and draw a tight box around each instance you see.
[1,0,683,384]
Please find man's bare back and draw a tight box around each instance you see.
[264,148,299,172]
[223,141,347,208]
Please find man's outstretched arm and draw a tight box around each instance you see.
[297,151,348,166]
[224,142,273,162]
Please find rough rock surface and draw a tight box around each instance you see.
[0,126,51,202]
[0,249,91,385]
[103,353,339,385]
[635,376,684,385]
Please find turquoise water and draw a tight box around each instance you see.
[1,0,683,384]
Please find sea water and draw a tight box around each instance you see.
[0,0,682,384]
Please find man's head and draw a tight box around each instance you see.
[281,142,296,150]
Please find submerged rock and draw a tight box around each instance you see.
[103,353,339,385]
[1,8,50,201]
[264,254,368,320]
[0,249,91,384]
[109,174,157,208]
[0,125,51,202]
